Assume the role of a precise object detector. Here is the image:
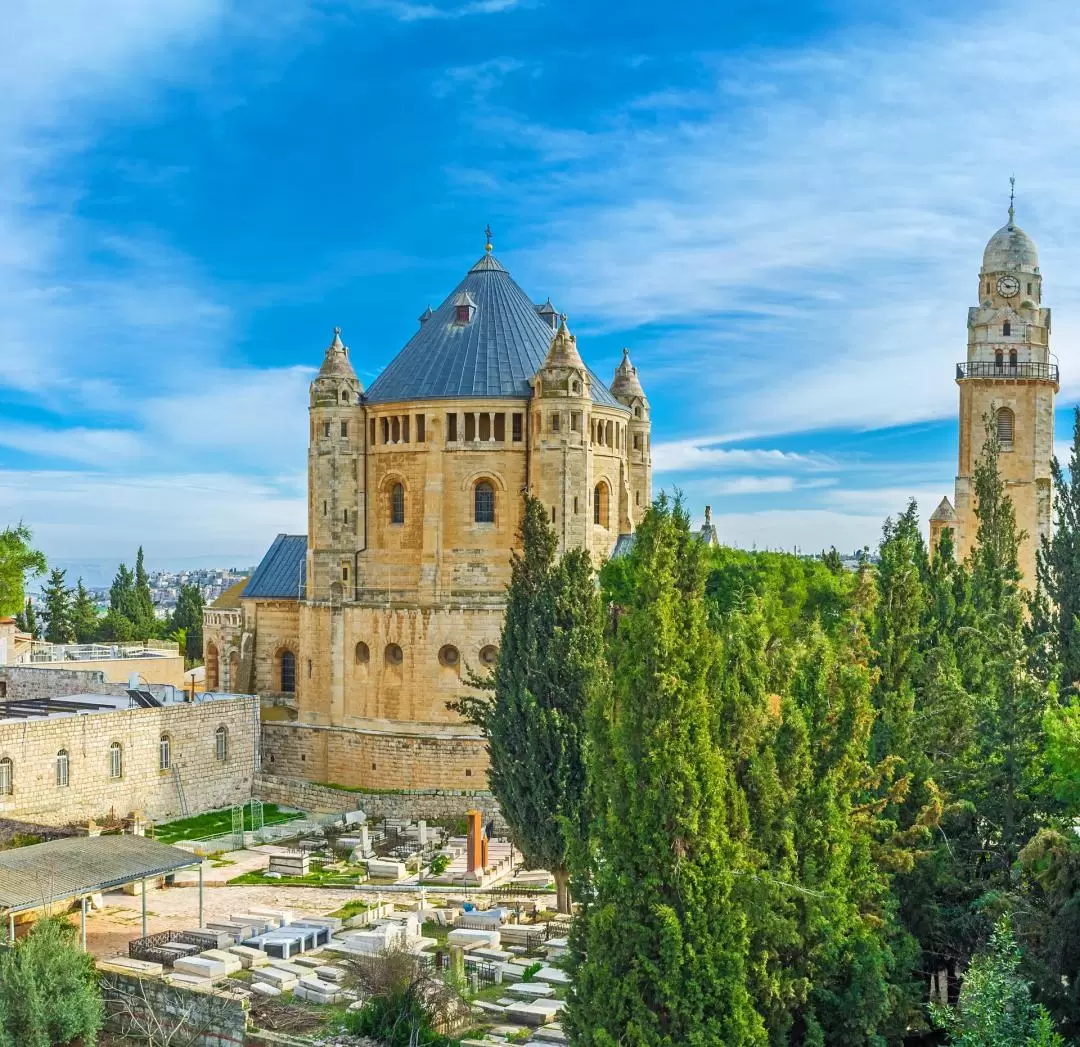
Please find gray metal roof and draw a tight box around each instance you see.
[365,253,627,410]
[241,534,307,600]
[0,834,198,913]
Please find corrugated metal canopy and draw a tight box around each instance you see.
[0,835,199,913]
[365,252,628,410]
[241,534,307,600]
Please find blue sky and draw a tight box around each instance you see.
[4,0,1080,580]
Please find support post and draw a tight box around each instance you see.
[80,897,87,950]
[198,864,204,927]
[141,878,147,939]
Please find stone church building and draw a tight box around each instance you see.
[930,194,1059,587]
[204,237,652,789]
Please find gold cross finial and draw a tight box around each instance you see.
[1009,176,1016,225]
[484,224,493,252]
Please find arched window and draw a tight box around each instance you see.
[205,642,219,691]
[355,641,370,665]
[341,389,349,403]
[438,645,460,668]
[634,406,641,418]
[997,407,1015,447]
[1003,321,1011,336]
[391,483,405,525]
[215,726,228,762]
[280,650,296,693]
[0,757,11,796]
[56,750,69,787]
[1009,349,1018,368]
[474,481,495,524]
[995,349,1003,369]
[109,742,123,780]
[159,735,171,772]
[385,643,403,666]
[594,482,610,527]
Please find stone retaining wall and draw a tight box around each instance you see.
[254,771,506,832]
[100,971,248,1047]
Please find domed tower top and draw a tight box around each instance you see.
[982,179,1039,275]
[610,347,646,403]
[310,327,362,407]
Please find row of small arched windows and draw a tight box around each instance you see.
[389,481,495,526]
[0,728,229,795]
[994,349,1018,368]
[353,642,498,669]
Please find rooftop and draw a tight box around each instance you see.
[242,533,307,600]
[364,247,627,409]
[0,689,250,724]
[0,834,198,913]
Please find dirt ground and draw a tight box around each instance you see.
[65,844,396,959]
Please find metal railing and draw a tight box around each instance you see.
[957,361,1059,382]
[27,639,180,663]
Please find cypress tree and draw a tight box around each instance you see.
[134,546,156,637]
[71,579,100,644]
[567,496,765,1046]
[454,495,602,914]
[14,597,40,640]
[170,583,205,661]
[40,567,75,645]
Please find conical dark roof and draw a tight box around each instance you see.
[365,253,625,408]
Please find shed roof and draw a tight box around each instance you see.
[241,534,307,600]
[364,252,626,409]
[0,834,198,913]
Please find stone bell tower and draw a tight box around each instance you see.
[940,184,1058,586]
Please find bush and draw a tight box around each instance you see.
[428,852,450,876]
[0,917,103,1047]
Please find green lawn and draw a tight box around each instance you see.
[328,899,375,920]
[228,864,368,888]
[152,804,304,844]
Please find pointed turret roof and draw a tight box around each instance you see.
[542,315,586,371]
[317,328,359,383]
[930,496,956,523]
[365,249,625,408]
[610,347,646,401]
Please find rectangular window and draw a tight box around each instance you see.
[402,417,410,443]
[479,413,491,441]
[343,509,349,525]
[573,497,579,514]
[447,413,458,441]
[216,729,228,762]
[323,421,331,439]
[342,562,350,583]
[550,413,560,433]
[571,412,581,432]
[0,761,11,795]
[494,413,505,441]
[416,414,426,443]
[340,421,348,438]
[512,413,523,442]
[109,745,122,780]
[370,419,376,446]
[633,434,642,451]
[381,418,390,444]
[57,752,69,787]
[465,414,476,441]
[159,737,170,772]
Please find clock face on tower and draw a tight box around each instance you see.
[997,275,1021,298]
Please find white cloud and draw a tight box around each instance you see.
[366,0,521,21]
[713,509,883,554]
[0,426,145,465]
[0,469,305,563]
[487,0,1080,439]
[652,436,829,473]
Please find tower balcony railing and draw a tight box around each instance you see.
[956,361,1059,382]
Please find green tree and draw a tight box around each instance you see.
[567,495,765,1046]
[134,546,156,636]
[454,495,603,914]
[170,583,205,663]
[102,562,140,641]
[1035,406,1080,695]
[0,916,103,1047]
[40,568,75,645]
[0,523,46,618]
[932,915,1064,1046]
[14,597,41,640]
[71,579,100,644]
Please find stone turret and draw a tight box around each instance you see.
[611,347,651,527]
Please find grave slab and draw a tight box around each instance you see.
[250,982,282,998]
[507,981,555,999]
[228,945,269,967]
[173,956,229,979]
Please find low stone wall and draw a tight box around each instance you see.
[0,665,126,700]
[254,772,506,833]
[100,971,247,1047]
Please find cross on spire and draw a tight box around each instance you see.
[1009,175,1016,225]
[484,224,493,252]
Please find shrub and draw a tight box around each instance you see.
[428,852,450,876]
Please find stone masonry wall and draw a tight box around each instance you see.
[0,665,128,700]
[101,972,247,1047]
[0,697,259,826]
[254,771,505,832]
[261,720,488,791]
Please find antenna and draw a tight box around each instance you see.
[1008,175,1016,225]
